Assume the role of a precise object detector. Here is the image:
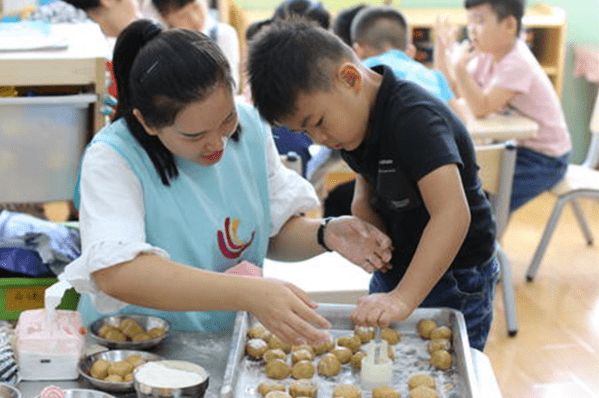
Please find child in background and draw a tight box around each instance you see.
[151,0,240,87]
[436,0,572,212]
[332,3,367,46]
[248,19,498,350]
[60,0,140,37]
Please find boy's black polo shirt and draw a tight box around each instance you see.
[342,65,496,276]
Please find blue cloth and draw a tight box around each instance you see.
[75,102,271,332]
[362,49,455,103]
[370,256,499,351]
[510,147,569,212]
[272,126,312,177]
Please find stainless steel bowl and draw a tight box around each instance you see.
[0,384,21,398]
[88,315,171,350]
[78,350,165,393]
[134,360,209,398]
[34,389,117,398]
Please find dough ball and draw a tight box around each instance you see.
[147,327,167,339]
[408,374,436,390]
[126,354,145,368]
[350,351,367,369]
[337,335,362,353]
[291,349,313,364]
[409,385,438,398]
[288,380,317,398]
[291,344,315,356]
[246,338,269,360]
[119,318,145,338]
[381,328,401,345]
[265,392,292,398]
[291,360,315,379]
[98,324,118,338]
[333,384,362,398]
[263,349,287,363]
[354,326,375,344]
[104,374,123,383]
[265,358,291,380]
[257,381,286,396]
[108,360,133,377]
[430,350,452,371]
[123,373,134,382]
[387,344,396,360]
[90,359,110,379]
[417,320,437,339]
[267,335,292,353]
[317,353,341,377]
[131,332,152,342]
[248,324,271,341]
[313,338,335,355]
[371,386,400,398]
[429,326,452,341]
[104,329,127,342]
[426,339,451,354]
[331,346,352,364]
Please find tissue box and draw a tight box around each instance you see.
[15,309,85,380]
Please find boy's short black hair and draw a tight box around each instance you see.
[273,0,331,30]
[350,6,409,51]
[332,3,367,45]
[248,17,356,125]
[464,0,525,34]
[152,0,194,16]
[61,0,100,12]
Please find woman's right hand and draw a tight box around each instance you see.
[246,277,331,346]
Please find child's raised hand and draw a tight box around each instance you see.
[350,292,413,328]
[248,277,331,346]
[325,216,393,273]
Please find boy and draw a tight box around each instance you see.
[61,0,140,37]
[248,18,498,350]
[436,0,572,212]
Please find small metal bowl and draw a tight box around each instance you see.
[0,384,21,398]
[34,389,116,398]
[78,350,165,393]
[134,360,209,398]
[88,315,171,350]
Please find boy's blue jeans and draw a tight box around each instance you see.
[510,147,569,212]
[370,257,499,351]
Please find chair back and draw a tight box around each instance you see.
[475,141,517,239]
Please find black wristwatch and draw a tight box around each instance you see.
[317,217,334,252]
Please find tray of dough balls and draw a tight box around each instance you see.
[220,303,478,398]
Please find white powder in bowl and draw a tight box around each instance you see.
[135,360,208,389]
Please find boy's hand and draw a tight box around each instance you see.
[248,277,331,346]
[350,292,413,327]
[325,216,393,273]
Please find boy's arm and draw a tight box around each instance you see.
[351,174,387,233]
[351,163,471,326]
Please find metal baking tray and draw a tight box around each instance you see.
[220,304,478,398]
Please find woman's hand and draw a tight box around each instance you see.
[350,292,413,328]
[325,216,393,273]
[247,277,331,346]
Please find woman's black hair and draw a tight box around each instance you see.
[113,19,236,186]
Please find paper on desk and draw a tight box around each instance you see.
[0,21,68,52]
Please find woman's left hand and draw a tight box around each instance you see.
[325,216,393,273]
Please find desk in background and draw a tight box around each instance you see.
[466,112,539,142]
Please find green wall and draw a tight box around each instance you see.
[239,0,599,163]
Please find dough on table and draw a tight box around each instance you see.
[416,320,437,339]
[125,354,145,368]
[263,349,287,363]
[90,359,110,379]
[430,350,452,371]
[350,351,367,369]
[123,373,134,382]
[408,374,436,390]
[119,318,145,338]
[267,335,292,353]
[291,344,316,356]
[313,339,335,355]
[265,392,292,398]
[248,324,271,341]
[371,385,401,398]
[409,385,438,398]
[387,344,396,360]
[291,349,313,364]
[381,328,401,345]
[246,338,269,360]
[337,335,362,353]
[354,326,375,343]
[317,353,341,377]
[333,384,362,398]
[265,358,291,380]
[331,346,352,364]
[147,327,167,339]
[108,360,133,377]
[104,329,127,342]
[426,339,451,354]
[257,381,286,396]
[104,374,123,382]
[288,380,317,398]
[291,360,315,379]
[98,324,118,338]
[429,326,452,341]
[131,332,152,342]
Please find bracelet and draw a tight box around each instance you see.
[317,217,334,252]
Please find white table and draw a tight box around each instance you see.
[466,111,539,142]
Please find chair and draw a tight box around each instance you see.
[525,108,599,281]
[475,141,519,336]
